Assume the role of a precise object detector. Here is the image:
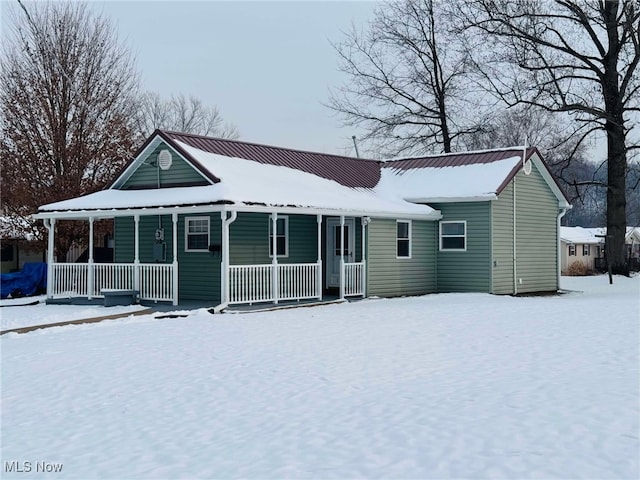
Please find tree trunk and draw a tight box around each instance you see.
[603,0,628,275]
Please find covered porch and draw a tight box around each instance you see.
[37,206,370,308]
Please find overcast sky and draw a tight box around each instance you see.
[85,1,378,156]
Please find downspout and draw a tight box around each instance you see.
[513,176,517,295]
[557,207,568,290]
[215,209,237,313]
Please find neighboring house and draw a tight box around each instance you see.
[0,216,45,273]
[561,226,640,273]
[560,226,603,273]
[35,130,570,306]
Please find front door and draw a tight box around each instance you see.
[326,217,355,288]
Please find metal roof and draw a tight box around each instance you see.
[384,147,534,170]
[160,130,381,188]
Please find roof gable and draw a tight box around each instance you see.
[111,133,216,190]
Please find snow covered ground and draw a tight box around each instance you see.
[0,297,147,331]
[1,275,638,479]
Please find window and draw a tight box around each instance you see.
[568,245,576,256]
[583,244,590,256]
[440,221,466,251]
[397,220,411,258]
[269,216,288,257]
[185,217,209,252]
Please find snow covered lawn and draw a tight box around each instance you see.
[0,297,148,331]
[2,275,638,479]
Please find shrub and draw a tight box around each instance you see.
[565,261,593,276]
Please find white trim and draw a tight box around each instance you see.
[396,220,412,259]
[439,220,467,252]
[111,134,212,189]
[184,216,210,252]
[268,215,289,258]
[35,203,442,222]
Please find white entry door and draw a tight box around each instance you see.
[326,217,355,288]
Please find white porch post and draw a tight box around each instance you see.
[340,215,345,300]
[362,217,367,298]
[172,212,178,306]
[133,214,140,293]
[87,217,94,299]
[45,218,55,299]
[316,214,322,299]
[271,212,279,304]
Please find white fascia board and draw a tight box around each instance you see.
[531,155,571,209]
[111,134,212,189]
[407,195,496,204]
[35,203,442,221]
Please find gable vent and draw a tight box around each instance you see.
[158,149,172,170]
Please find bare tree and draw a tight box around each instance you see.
[0,1,140,260]
[327,0,490,156]
[457,0,640,274]
[136,92,239,139]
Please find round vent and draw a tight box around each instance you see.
[523,159,532,175]
[158,149,172,170]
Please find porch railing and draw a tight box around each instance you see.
[278,263,320,301]
[228,263,321,305]
[344,262,364,297]
[50,263,175,303]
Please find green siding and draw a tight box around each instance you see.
[229,213,319,265]
[367,219,436,297]
[114,215,175,263]
[491,183,515,294]
[122,142,207,189]
[513,163,559,293]
[178,214,221,302]
[431,202,491,293]
[114,214,221,303]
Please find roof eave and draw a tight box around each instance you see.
[35,203,442,221]
[406,195,497,204]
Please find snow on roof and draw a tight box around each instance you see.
[39,142,439,219]
[560,227,603,245]
[376,156,522,202]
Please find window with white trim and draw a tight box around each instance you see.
[568,245,576,256]
[440,221,466,251]
[396,220,411,258]
[269,216,288,257]
[583,244,590,256]
[185,217,210,252]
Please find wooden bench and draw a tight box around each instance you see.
[101,289,139,307]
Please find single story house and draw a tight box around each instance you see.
[35,130,570,307]
[560,226,640,273]
[559,226,603,273]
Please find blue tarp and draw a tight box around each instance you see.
[1,262,47,299]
